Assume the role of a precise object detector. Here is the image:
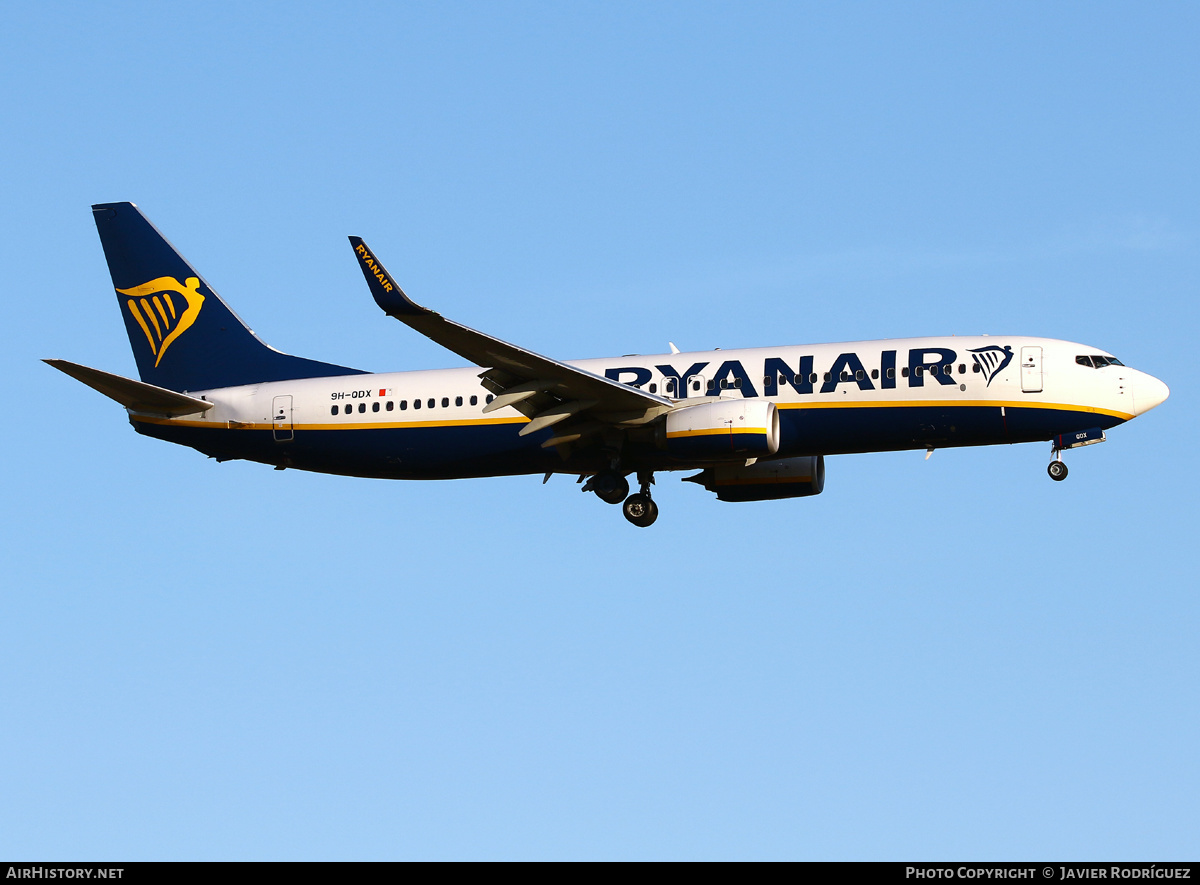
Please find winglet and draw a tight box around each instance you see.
[348,236,430,317]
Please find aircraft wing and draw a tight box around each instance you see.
[349,237,672,447]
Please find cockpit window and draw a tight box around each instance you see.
[1076,355,1094,368]
[1077,355,1125,368]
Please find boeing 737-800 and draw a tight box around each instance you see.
[47,202,1170,527]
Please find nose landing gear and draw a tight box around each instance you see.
[622,471,658,527]
[1047,439,1070,481]
[1046,427,1107,481]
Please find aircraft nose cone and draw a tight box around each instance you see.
[1133,372,1170,415]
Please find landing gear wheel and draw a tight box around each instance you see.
[1048,460,1068,481]
[622,493,659,527]
[585,471,629,505]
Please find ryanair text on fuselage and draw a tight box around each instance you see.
[603,344,1015,398]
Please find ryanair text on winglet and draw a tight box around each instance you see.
[355,243,394,293]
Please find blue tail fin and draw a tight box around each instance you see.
[93,202,365,391]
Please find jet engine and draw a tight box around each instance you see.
[685,455,825,502]
[660,400,779,460]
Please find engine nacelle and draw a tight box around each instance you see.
[686,455,825,502]
[661,399,780,460]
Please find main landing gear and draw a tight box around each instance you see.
[581,470,629,504]
[583,469,658,527]
[622,471,658,527]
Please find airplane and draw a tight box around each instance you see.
[47,202,1170,528]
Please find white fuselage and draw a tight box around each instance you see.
[131,335,1168,480]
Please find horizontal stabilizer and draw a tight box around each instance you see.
[44,359,214,417]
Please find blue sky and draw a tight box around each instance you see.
[1,1,1197,860]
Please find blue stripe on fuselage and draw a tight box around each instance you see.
[133,403,1127,478]
[774,403,1124,455]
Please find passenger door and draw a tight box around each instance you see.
[1021,347,1043,393]
[272,395,294,442]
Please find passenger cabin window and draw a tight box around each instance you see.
[486,394,494,404]
[330,405,338,416]
[372,402,380,412]
[901,367,909,378]
[886,368,894,379]
[958,364,966,374]
[414,399,421,410]
[470,395,478,406]
[344,404,353,414]
[428,398,435,409]
[972,363,981,373]
[400,400,408,410]
[358,403,366,413]
[455,396,463,406]
[441,397,449,408]
[871,369,879,379]
[386,401,394,411]
[649,383,657,394]
[855,369,865,381]
[823,372,831,382]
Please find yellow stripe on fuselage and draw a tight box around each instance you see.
[776,399,1133,421]
[130,398,1133,431]
[132,415,530,431]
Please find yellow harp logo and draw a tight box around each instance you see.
[117,276,205,368]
